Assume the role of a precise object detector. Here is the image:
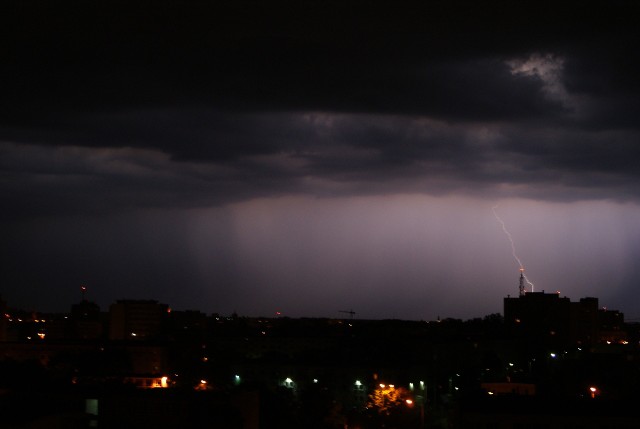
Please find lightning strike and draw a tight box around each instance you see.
[492,205,535,292]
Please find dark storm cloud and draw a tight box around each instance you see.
[0,139,303,218]
[3,1,640,318]
[3,4,637,115]
[1,2,640,214]
[4,110,639,223]
[3,0,636,120]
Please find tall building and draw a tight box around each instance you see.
[504,288,571,347]
[70,299,104,339]
[109,300,169,341]
[504,273,625,347]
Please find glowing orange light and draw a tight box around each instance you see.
[195,379,209,390]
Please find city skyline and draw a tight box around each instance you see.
[0,252,629,322]
[2,2,640,320]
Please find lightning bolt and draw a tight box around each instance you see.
[492,205,535,292]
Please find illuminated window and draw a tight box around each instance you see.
[86,399,98,415]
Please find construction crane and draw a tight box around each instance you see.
[339,309,356,319]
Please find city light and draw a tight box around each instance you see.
[194,379,209,390]
[367,383,412,416]
[284,377,294,388]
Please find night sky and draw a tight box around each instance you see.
[2,1,640,320]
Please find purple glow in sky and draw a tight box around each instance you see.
[2,1,640,319]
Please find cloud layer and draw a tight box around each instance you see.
[2,1,640,318]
